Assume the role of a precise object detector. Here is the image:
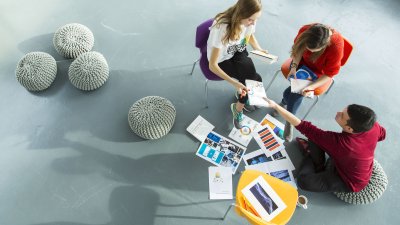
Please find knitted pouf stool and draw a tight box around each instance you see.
[53,23,94,59]
[15,52,57,91]
[334,160,388,204]
[68,51,109,91]
[128,96,176,139]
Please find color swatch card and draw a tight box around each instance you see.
[245,79,269,107]
[252,124,284,156]
[208,166,233,200]
[196,131,246,174]
[260,114,285,143]
[228,115,259,147]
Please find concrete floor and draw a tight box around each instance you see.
[0,0,399,224]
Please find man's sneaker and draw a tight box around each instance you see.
[230,103,244,129]
[234,92,256,112]
[272,101,286,117]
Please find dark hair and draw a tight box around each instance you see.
[291,23,331,62]
[346,104,376,133]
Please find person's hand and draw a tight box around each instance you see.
[288,67,297,79]
[234,82,249,97]
[302,86,314,97]
[257,49,269,54]
[262,97,277,109]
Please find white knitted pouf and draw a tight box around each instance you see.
[53,23,94,59]
[15,52,57,91]
[68,51,109,91]
[128,96,176,140]
[334,160,388,204]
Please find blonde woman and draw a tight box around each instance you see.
[207,0,268,129]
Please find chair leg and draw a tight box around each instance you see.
[325,78,335,95]
[302,96,319,120]
[265,69,281,92]
[205,79,209,108]
[190,59,200,75]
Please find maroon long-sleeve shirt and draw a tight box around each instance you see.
[295,121,386,192]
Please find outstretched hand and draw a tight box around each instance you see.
[262,97,277,108]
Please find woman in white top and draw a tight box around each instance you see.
[208,0,268,129]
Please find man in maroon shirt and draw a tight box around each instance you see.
[264,98,386,192]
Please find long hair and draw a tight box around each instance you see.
[214,0,262,44]
[291,23,331,62]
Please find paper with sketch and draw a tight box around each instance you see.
[187,115,215,142]
[228,115,259,147]
[242,176,287,221]
[208,166,233,199]
[249,50,278,64]
[252,124,284,156]
[245,80,269,107]
[260,114,285,143]
[196,131,246,174]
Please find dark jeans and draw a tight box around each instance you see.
[218,50,262,104]
[282,86,304,115]
[296,141,351,192]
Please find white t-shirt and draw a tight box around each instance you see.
[207,21,255,63]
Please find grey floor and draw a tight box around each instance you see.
[1,0,399,224]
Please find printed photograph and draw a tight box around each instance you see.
[250,183,278,215]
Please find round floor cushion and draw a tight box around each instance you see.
[53,23,94,59]
[68,51,109,91]
[128,96,176,139]
[334,160,388,204]
[15,52,57,91]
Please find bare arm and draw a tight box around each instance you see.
[302,75,331,96]
[208,47,247,92]
[264,98,301,126]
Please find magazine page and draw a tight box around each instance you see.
[208,166,233,199]
[196,131,246,174]
[260,114,285,143]
[252,124,284,156]
[241,176,287,221]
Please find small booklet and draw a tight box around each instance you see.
[228,115,259,147]
[245,79,269,107]
[241,176,287,221]
[249,50,278,64]
[186,115,215,142]
[208,166,233,199]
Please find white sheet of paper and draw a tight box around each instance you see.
[228,115,259,147]
[209,166,233,199]
[252,124,284,156]
[186,115,215,142]
[245,162,297,189]
[245,80,269,107]
[260,114,285,143]
[290,79,312,93]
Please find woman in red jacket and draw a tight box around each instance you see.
[279,23,344,141]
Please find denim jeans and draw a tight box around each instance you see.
[282,86,304,115]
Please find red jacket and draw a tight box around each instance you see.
[295,24,344,77]
[295,121,386,192]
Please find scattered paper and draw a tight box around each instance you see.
[187,115,215,142]
[260,114,285,143]
[208,166,233,199]
[228,115,259,147]
[242,176,287,221]
[246,79,269,107]
[246,163,297,189]
[196,131,246,174]
[252,124,284,156]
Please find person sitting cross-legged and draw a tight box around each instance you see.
[264,97,386,192]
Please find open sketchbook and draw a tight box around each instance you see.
[249,50,278,64]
